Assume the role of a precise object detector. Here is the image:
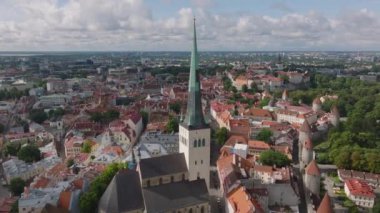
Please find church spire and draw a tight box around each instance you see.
[183,18,207,129]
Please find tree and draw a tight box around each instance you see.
[82,140,92,153]
[48,107,65,119]
[104,109,120,123]
[140,111,149,128]
[90,109,120,124]
[250,82,258,93]
[279,75,289,83]
[17,145,41,163]
[90,112,103,123]
[259,150,291,167]
[242,84,248,93]
[259,97,271,108]
[79,163,124,213]
[256,128,273,143]
[169,101,181,114]
[9,178,25,196]
[67,158,74,168]
[4,143,20,156]
[216,127,228,145]
[166,117,179,133]
[29,109,48,124]
[0,123,4,134]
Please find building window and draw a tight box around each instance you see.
[201,160,203,164]
[201,206,205,213]
[202,139,205,146]
[147,180,150,187]
[171,176,174,182]
[194,140,197,147]
[198,139,201,147]
[195,161,197,165]
[159,178,162,185]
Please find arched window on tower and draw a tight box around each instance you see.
[198,139,201,147]
[202,139,205,146]
[193,140,197,147]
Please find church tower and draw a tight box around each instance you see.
[179,18,210,188]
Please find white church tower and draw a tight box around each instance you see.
[179,18,210,189]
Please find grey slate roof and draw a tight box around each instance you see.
[142,179,209,212]
[98,170,144,213]
[139,153,188,179]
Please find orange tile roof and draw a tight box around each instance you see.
[254,165,273,174]
[248,140,270,150]
[345,178,375,198]
[72,178,84,190]
[245,108,272,118]
[58,191,72,210]
[33,177,50,189]
[305,160,320,176]
[227,186,257,213]
[317,194,333,213]
[225,135,248,147]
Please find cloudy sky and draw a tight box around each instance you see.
[0,0,380,51]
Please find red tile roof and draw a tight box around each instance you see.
[317,193,333,213]
[58,191,72,210]
[248,140,270,150]
[300,120,311,133]
[227,186,264,213]
[345,178,375,198]
[305,160,320,176]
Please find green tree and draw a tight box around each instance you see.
[9,178,25,196]
[82,140,92,153]
[140,111,149,128]
[279,75,289,83]
[79,163,124,213]
[166,117,179,133]
[169,101,181,114]
[10,200,18,213]
[259,150,291,167]
[242,84,248,93]
[231,86,238,93]
[90,112,103,123]
[0,123,4,134]
[250,82,258,93]
[67,158,75,168]
[29,109,48,124]
[17,145,41,163]
[104,109,120,123]
[259,97,271,108]
[256,128,273,143]
[216,127,228,146]
[4,143,20,156]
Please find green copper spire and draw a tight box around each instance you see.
[183,18,207,129]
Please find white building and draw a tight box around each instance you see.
[2,156,61,184]
[344,179,376,208]
[18,183,68,213]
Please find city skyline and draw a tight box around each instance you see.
[1,0,380,51]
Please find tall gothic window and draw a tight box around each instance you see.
[193,140,197,147]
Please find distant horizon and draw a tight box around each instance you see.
[0,0,380,51]
[0,50,380,53]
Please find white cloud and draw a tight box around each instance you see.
[0,0,379,51]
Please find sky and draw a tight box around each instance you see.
[0,0,380,51]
